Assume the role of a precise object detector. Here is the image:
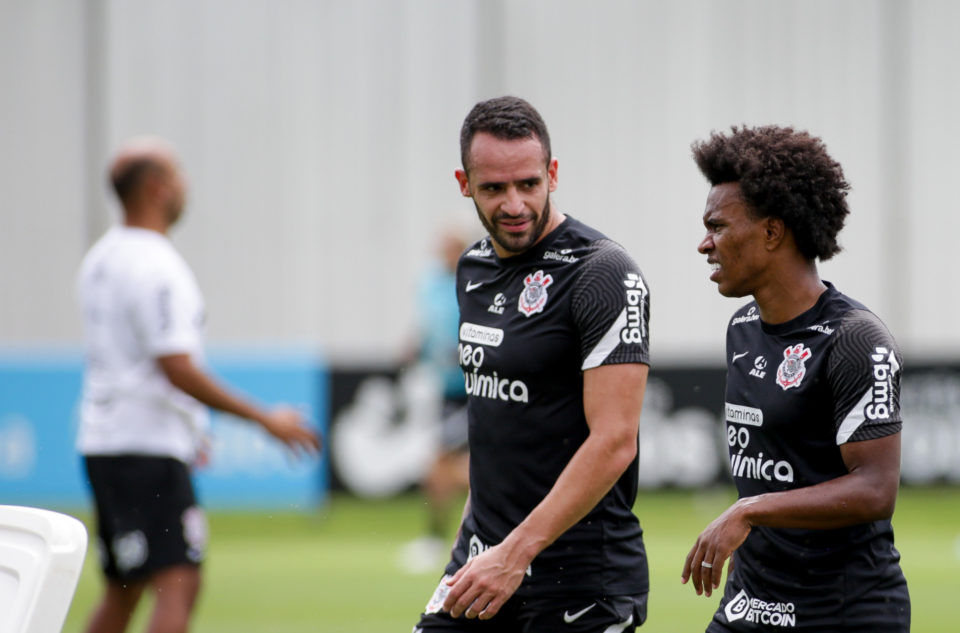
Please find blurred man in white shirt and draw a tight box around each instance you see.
[77,136,321,633]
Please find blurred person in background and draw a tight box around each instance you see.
[76,136,321,633]
[399,227,472,574]
[412,96,651,632]
[682,125,910,632]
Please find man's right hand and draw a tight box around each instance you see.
[259,406,322,456]
[158,354,323,457]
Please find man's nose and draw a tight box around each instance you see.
[501,186,524,214]
[697,234,712,254]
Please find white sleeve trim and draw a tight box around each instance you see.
[581,307,627,371]
[835,387,873,444]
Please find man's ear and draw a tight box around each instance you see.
[547,157,558,192]
[454,169,471,197]
[763,216,786,251]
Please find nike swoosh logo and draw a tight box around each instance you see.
[465,280,483,292]
[731,351,749,363]
[563,603,597,624]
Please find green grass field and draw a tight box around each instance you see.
[61,486,960,632]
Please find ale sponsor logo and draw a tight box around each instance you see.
[749,355,768,379]
[487,292,506,315]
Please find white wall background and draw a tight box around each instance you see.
[2,0,957,365]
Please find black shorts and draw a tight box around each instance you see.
[84,455,207,580]
[414,575,647,633]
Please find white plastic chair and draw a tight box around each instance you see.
[0,505,88,633]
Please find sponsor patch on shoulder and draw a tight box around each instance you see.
[732,306,759,325]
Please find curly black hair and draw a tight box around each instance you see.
[460,96,551,172]
[692,125,850,261]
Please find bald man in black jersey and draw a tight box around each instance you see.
[412,96,651,633]
[683,125,910,632]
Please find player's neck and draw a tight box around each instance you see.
[754,261,826,325]
[523,207,566,253]
[123,209,169,235]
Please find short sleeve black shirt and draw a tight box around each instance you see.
[711,283,909,631]
[446,216,650,598]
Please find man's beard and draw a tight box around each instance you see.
[475,195,552,255]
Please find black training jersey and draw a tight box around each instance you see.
[445,215,650,598]
[710,283,909,632]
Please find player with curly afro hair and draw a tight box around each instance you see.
[685,127,910,633]
[692,125,850,261]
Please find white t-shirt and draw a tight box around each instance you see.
[76,225,209,463]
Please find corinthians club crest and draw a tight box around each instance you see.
[518,269,553,317]
[776,343,812,390]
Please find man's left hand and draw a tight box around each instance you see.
[681,498,754,597]
[441,544,528,620]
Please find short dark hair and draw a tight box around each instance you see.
[460,96,551,171]
[692,125,850,261]
[110,157,160,206]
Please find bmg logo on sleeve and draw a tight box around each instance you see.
[621,272,647,344]
[867,346,900,420]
